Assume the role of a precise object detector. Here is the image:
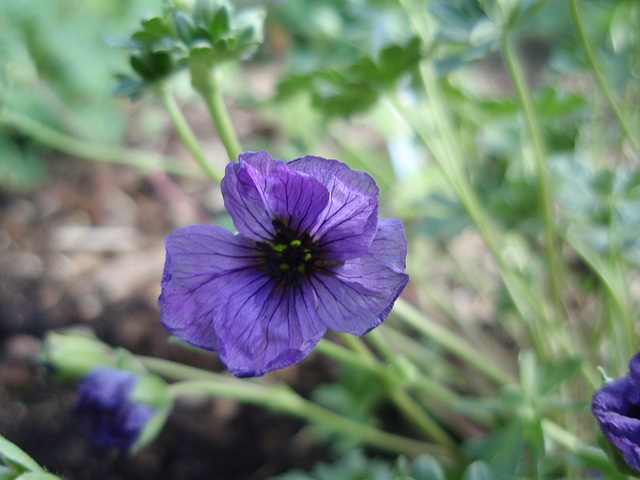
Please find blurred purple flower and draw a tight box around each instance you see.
[159,151,409,377]
[592,352,640,472]
[75,366,154,451]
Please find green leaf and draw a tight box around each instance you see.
[0,435,42,474]
[429,2,475,43]
[598,435,640,478]
[410,455,446,480]
[377,37,421,86]
[15,473,64,480]
[173,11,196,44]
[112,75,147,100]
[0,465,15,479]
[210,6,231,39]
[133,405,172,452]
[42,331,115,381]
[131,30,161,45]
[312,82,379,117]
[193,0,214,26]
[131,374,171,409]
[130,51,173,81]
[141,16,172,39]
[268,451,394,480]
[0,136,47,194]
[461,461,494,480]
[465,422,524,477]
[538,357,582,395]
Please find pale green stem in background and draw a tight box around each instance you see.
[386,387,460,451]
[637,21,640,136]
[338,332,377,360]
[138,355,234,382]
[159,87,223,182]
[140,355,451,458]
[501,32,564,314]
[392,299,516,386]
[395,0,601,388]
[542,419,620,476]
[0,107,201,178]
[316,339,461,407]
[160,379,448,458]
[366,329,402,369]
[567,0,639,151]
[562,230,635,365]
[392,83,598,389]
[192,69,242,162]
[317,338,460,448]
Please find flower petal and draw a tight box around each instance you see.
[592,375,640,472]
[288,155,379,260]
[307,218,409,335]
[76,367,137,412]
[214,280,327,377]
[159,224,261,351]
[222,151,330,240]
[630,351,640,385]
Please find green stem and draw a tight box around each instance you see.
[193,70,242,162]
[159,87,223,182]
[567,0,639,151]
[316,339,460,448]
[167,379,449,459]
[393,298,516,386]
[387,387,460,451]
[541,419,620,476]
[0,107,201,178]
[316,339,460,407]
[395,0,601,388]
[338,332,376,360]
[140,355,450,457]
[366,329,400,368]
[315,339,380,375]
[562,230,635,364]
[501,32,564,313]
[137,355,235,382]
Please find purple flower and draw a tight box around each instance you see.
[592,352,640,472]
[159,151,409,377]
[75,366,155,451]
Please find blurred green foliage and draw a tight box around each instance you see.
[0,0,151,192]
[1,0,639,478]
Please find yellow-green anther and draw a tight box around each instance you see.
[280,263,290,270]
[304,253,312,261]
[297,265,306,273]
[290,239,302,247]
[272,244,287,253]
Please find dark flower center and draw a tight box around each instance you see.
[627,401,640,420]
[256,219,320,286]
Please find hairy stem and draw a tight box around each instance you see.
[159,87,223,182]
[192,69,242,162]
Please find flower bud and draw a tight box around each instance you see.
[42,331,115,381]
[75,366,172,452]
